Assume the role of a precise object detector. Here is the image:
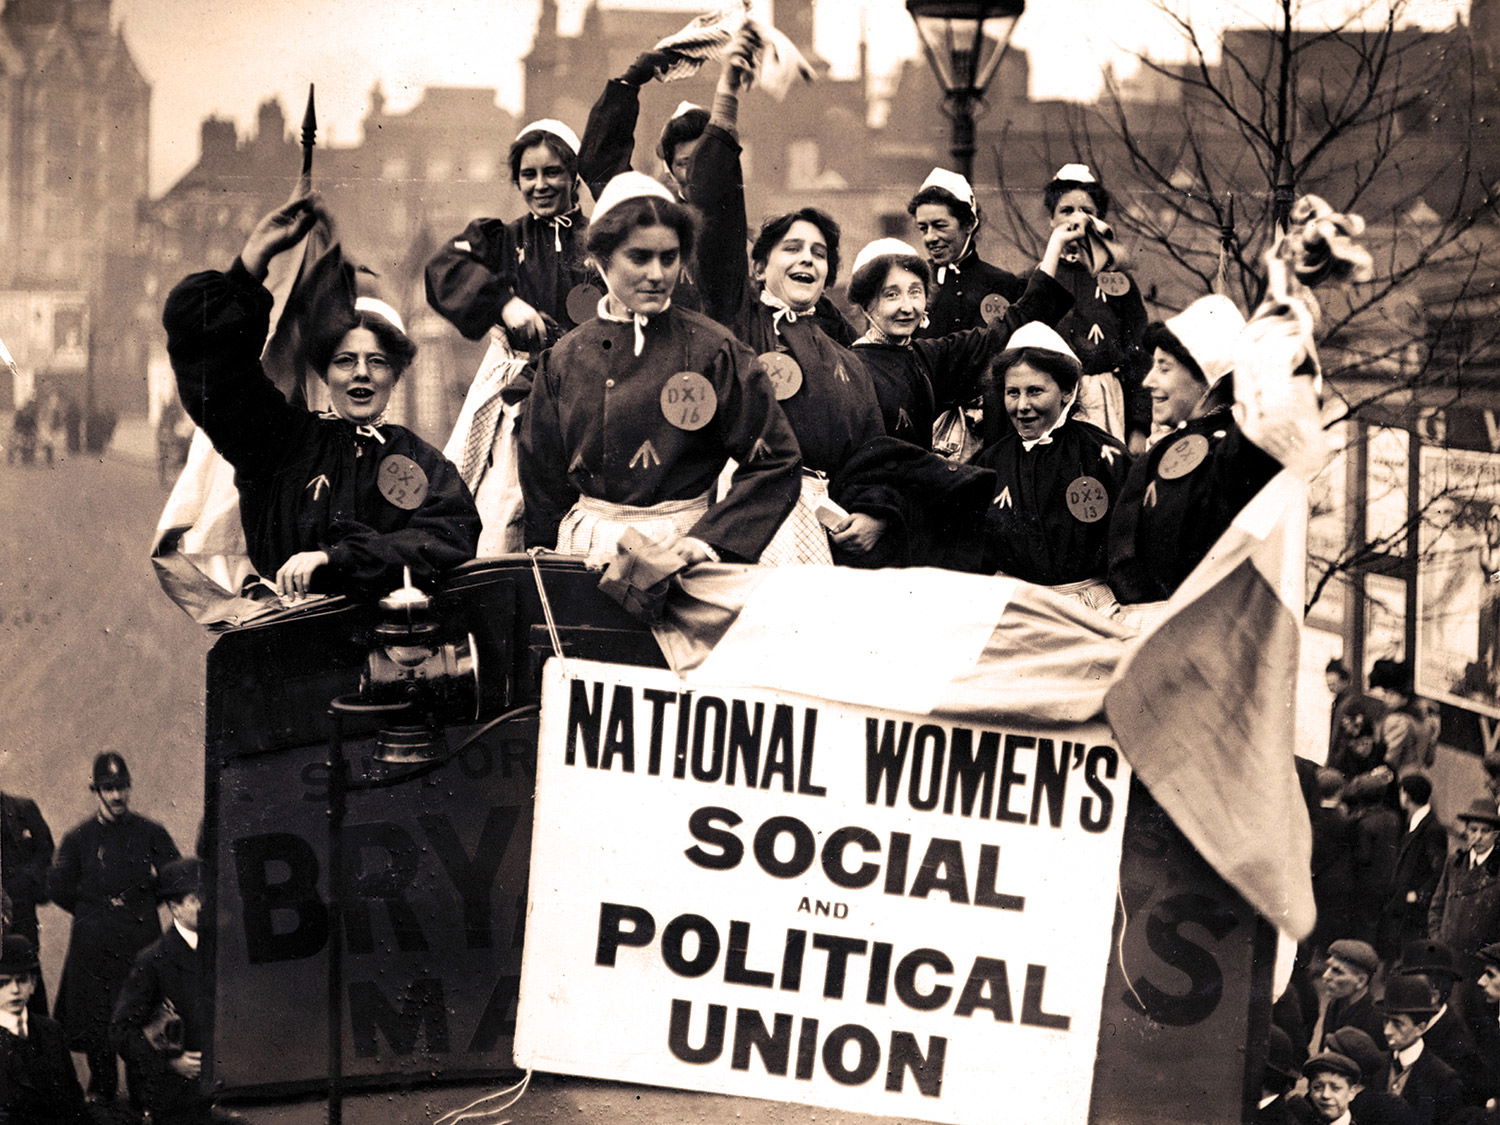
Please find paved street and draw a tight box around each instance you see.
[0,434,211,1002]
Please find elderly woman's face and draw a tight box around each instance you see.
[914,202,972,266]
[1142,347,1203,429]
[756,219,828,311]
[1004,361,1068,442]
[517,142,573,219]
[325,327,396,424]
[864,265,926,341]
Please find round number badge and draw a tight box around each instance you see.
[660,372,717,431]
[1157,434,1209,479]
[565,283,604,325]
[1096,272,1130,298]
[377,454,430,510]
[757,352,804,401]
[1065,475,1109,523]
[980,293,1011,325]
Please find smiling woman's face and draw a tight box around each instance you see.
[863,265,927,341]
[756,219,829,312]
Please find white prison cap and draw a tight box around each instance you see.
[1162,294,1245,386]
[515,118,581,156]
[591,171,676,224]
[354,296,406,336]
[851,238,922,277]
[1052,162,1097,184]
[918,167,976,211]
[1006,321,1079,365]
[671,101,705,120]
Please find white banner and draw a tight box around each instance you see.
[516,659,1132,1125]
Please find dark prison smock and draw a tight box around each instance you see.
[687,122,901,548]
[971,418,1130,585]
[518,304,801,563]
[424,207,593,342]
[47,813,179,1052]
[1041,258,1150,438]
[851,269,1073,451]
[1106,405,1279,605]
[164,263,480,599]
[916,246,1027,339]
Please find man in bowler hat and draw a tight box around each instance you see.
[1429,798,1500,1027]
[113,857,218,1124]
[48,752,179,1105]
[0,933,88,1122]
[1379,973,1464,1125]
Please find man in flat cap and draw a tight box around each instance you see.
[1474,944,1500,1108]
[1379,974,1463,1125]
[1254,1025,1303,1124]
[1303,1051,1365,1124]
[1429,798,1500,1027]
[113,857,212,1124]
[1315,939,1388,1053]
[0,933,88,1123]
[48,752,179,1106]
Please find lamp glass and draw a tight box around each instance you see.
[906,1,1024,94]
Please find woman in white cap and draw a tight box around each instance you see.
[968,323,1130,608]
[518,171,800,566]
[164,193,480,600]
[845,220,1079,454]
[907,167,1025,339]
[1038,163,1151,450]
[1106,295,1280,607]
[680,28,898,565]
[425,118,594,351]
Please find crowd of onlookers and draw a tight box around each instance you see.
[0,755,221,1124]
[1256,659,1500,1124]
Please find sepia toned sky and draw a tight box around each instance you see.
[111,0,1471,195]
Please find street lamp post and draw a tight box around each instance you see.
[905,0,1025,184]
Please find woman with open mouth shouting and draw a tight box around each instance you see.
[517,172,801,569]
[684,27,903,567]
[164,193,480,602]
[966,323,1131,613]
[426,118,596,353]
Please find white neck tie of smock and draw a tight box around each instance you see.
[596,295,670,357]
[320,410,387,444]
[546,212,572,253]
[1020,395,1075,452]
[758,290,803,337]
[934,231,976,286]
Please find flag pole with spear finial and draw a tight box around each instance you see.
[298,84,316,194]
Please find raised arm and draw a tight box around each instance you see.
[684,30,758,329]
[577,48,680,202]
[164,194,323,478]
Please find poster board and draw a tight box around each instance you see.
[516,659,1132,1125]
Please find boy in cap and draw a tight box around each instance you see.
[48,752,180,1104]
[1304,1051,1366,1124]
[0,933,89,1122]
[1379,974,1464,1125]
[113,857,213,1124]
